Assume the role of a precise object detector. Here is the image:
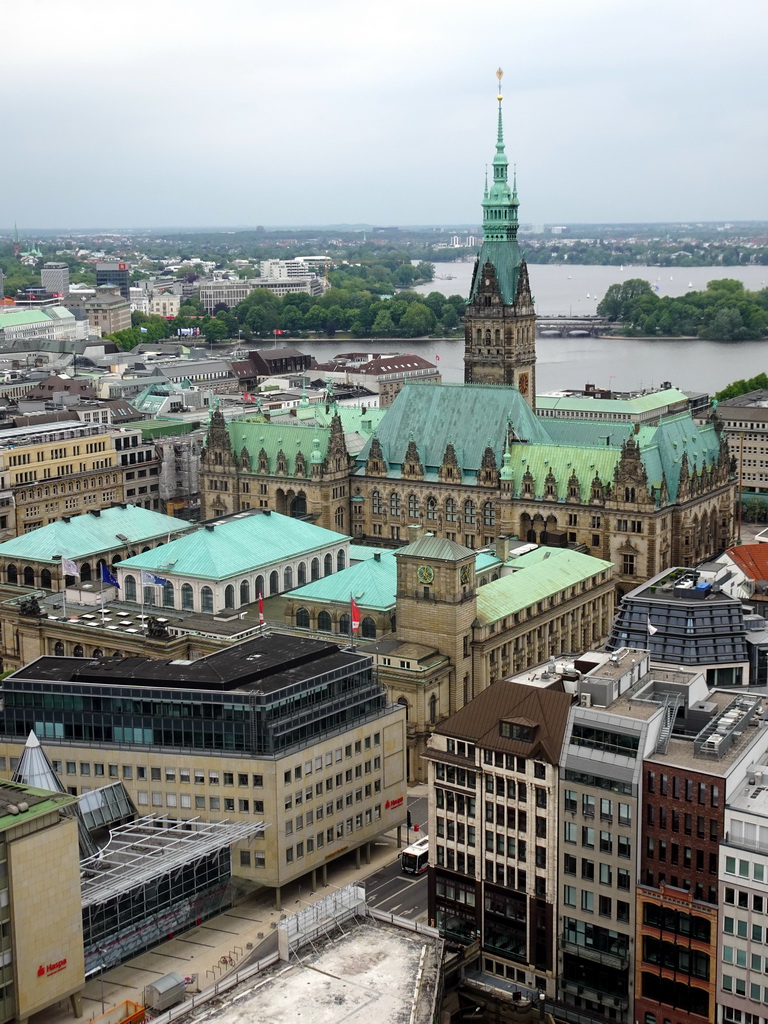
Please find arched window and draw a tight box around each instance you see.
[397,696,409,721]
[337,549,346,572]
[311,558,320,581]
[23,566,35,586]
[390,613,396,633]
[54,641,65,656]
[73,644,84,658]
[7,564,17,584]
[201,586,214,613]
[125,575,137,602]
[181,583,194,611]
[390,492,401,517]
[361,616,376,639]
[80,563,92,582]
[426,496,437,520]
[371,490,383,515]
[92,648,103,658]
[318,610,332,632]
[143,585,155,607]
[240,579,250,605]
[163,581,175,608]
[40,568,52,589]
[290,493,307,517]
[324,553,333,577]
[334,506,344,530]
[284,566,293,590]
[225,584,235,608]
[339,613,351,634]
[296,607,310,629]
[429,694,438,723]
[464,499,476,525]
[445,498,457,522]
[297,562,307,586]
[408,494,419,519]
[483,501,496,527]
[255,575,265,600]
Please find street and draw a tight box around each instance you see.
[362,791,429,920]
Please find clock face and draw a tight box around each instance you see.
[417,564,435,584]
[460,564,471,585]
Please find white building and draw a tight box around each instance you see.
[115,508,351,615]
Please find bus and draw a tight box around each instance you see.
[401,834,429,875]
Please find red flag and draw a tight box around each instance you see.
[435,354,440,361]
[258,591,264,624]
[274,329,284,336]
[351,597,360,633]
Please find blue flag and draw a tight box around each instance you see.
[141,570,167,587]
[101,565,120,588]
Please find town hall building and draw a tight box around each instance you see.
[198,84,735,599]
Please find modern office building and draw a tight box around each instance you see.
[41,261,70,297]
[84,287,132,335]
[607,566,750,686]
[95,262,130,301]
[718,758,768,1024]
[0,780,85,1024]
[636,691,768,1024]
[0,632,407,907]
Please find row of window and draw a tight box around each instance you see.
[646,803,719,839]
[134,791,264,814]
[723,945,768,969]
[562,886,630,922]
[726,856,768,883]
[370,492,496,527]
[646,771,720,805]
[285,807,381,862]
[723,977,768,1004]
[52,761,267,786]
[286,784,380,831]
[564,791,632,825]
[563,853,632,890]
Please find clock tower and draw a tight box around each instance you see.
[395,534,478,715]
[464,69,537,405]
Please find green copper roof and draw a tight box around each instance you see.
[356,383,552,475]
[396,533,474,563]
[0,308,75,328]
[635,412,722,503]
[536,389,690,416]
[117,510,348,580]
[504,442,620,497]
[475,548,613,625]
[290,551,398,611]
[0,505,192,564]
[289,548,503,611]
[226,420,330,476]
[541,420,634,448]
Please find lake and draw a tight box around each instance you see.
[291,262,768,395]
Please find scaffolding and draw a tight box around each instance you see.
[81,814,264,974]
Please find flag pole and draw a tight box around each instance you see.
[349,592,353,649]
[100,566,105,626]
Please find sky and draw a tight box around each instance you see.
[3,0,767,230]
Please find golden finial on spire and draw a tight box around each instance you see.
[496,67,504,101]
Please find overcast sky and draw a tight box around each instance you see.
[3,0,767,230]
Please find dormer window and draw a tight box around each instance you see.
[500,721,534,743]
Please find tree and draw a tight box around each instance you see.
[202,318,227,343]
[441,304,460,331]
[399,301,435,337]
[597,278,655,320]
[371,307,396,336]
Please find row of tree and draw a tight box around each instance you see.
[715,372,768,402]
[113,279,466,349]
[597,279,768,340]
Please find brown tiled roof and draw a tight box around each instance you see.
[434,680,574,765]
[727,544,768,583]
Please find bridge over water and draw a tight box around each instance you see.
[536,316,621,337]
